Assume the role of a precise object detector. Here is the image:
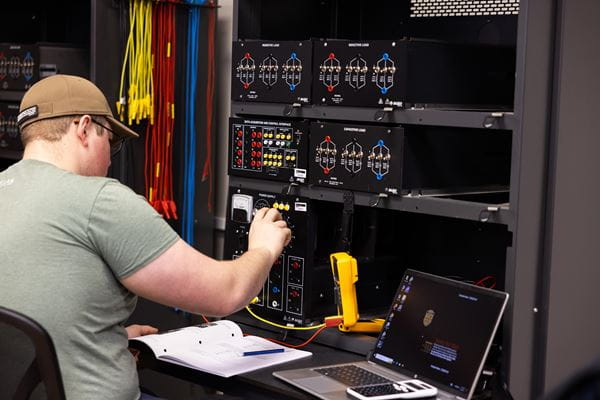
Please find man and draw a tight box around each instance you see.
[0,74,291,399]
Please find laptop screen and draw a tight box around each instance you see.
[370,269,508,398]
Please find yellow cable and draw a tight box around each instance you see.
[122,0,153,125]
[245,306,325,331]
[145,0,153,124]
[117,0,137,120]
[132,0,142,123]
[149,0,154,122]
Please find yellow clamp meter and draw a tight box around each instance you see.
[327,252,384,333]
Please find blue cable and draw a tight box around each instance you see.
[190,7,199,242]
[183,7,195,243]
[186,9,196,243]
[175,0,206,316]
[182,0,207,244]
[185,9,193,243]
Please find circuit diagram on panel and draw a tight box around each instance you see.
[236,52,255,89]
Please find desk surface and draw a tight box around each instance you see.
[135,321,373,399]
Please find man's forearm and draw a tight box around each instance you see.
[226,247,274,313]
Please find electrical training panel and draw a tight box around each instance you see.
[312,39,515,108]
[228,117,309,183]
[308,122,404,195]
[224,187,334,325]
[231,40,312,104]
[0,44,88,91]
[0,102,20,150]
[0,43,88,152]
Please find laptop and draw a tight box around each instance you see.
[273,269,509,400]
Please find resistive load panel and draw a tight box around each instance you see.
[312,39,515,108]
[0,44,88,91]
[0,102,22,150]
[309,122,405,195]
[309,122,512,195]
[231,40,312,104]
[224,187,334,325]
[228,117,309,183]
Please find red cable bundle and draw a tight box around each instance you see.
[145,1,178,219]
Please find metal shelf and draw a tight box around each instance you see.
[228,176,513,227]
[231,101,516,130]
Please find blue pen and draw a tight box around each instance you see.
[242,348,285,356]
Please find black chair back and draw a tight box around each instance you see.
[0,306,66,400]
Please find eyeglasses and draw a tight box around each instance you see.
[74,117,126,156]
[90,118,126,156]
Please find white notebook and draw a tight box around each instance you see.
[130,320,312,377]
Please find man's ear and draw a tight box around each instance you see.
[74,115,93,147]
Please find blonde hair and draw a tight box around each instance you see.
[21,115,109,146]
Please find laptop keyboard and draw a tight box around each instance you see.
[313,365,392,387]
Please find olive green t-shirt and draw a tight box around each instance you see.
[0,159,179,399]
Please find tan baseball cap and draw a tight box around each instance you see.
[17,74,138,139]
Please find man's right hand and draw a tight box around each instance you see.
[248,207,292,264]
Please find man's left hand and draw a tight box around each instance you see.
[126,324,158,338]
